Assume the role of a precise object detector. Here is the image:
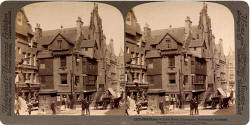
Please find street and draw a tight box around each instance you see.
[127,104,236,116]
[26,103,125,116]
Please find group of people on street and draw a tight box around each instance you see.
[190,98,199,115]
[15,95,34,115]
[80,98,90,116]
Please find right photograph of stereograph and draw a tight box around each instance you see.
[124,1,236,116]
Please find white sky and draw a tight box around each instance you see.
[23,2,124,56]
[133,2,235,56]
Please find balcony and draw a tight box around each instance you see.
[192,84,205,92]
[126,64,146,69]
[19,64,38,70]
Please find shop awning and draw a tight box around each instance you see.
[217,87,227,97]
[185,93,192,101]
[108,88,117,98]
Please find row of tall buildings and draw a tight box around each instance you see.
[125,3,235,112]
[15,4,124,113]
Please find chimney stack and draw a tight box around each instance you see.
[35,23,42,40]
[169,25,173,32]
[144,23,151,38]
[76,17,83,41]
[185,16,192,34]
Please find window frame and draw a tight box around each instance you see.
[61,74,67,84]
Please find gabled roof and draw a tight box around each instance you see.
[39,26,90,45]
[150,26,200,46]
[16,9,34,36]
[48,33,75,46]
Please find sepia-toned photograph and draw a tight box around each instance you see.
[15,2,125,115]
[124,2,236,116]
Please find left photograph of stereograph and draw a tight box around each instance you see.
[15,2,125,115]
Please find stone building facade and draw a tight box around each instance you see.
[125,9,148,95]
[15,9,40,102]
[36,4,105,112]
[117,48,125,94]
[144,3,216,111]
[214,39,227,93]
[226,48,235,91]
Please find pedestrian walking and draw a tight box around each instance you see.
[86,99,90,116]
[15,95,21,115]
[27,102,32,115]
[194,98,199,115]
[136,101,141,115]
[190,99,195,116]
[125,96,130,116]
[50,100,56,115]
[159,100,165,114]
[81,98,86,115]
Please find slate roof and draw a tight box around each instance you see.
[125,23,142,36]
[16,9,34,37]
[189,39,204,48]
[145,50,161,58]
[39,26,90,46]
[80,39,96,48]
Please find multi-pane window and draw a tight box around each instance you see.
[40,75,46,84]
[88,76,97,85]
[141,54,144,65]
[184,75,188,85]
[40,64,45,69]
[75,76,79,86]
[131,52,135,64]
[168,56,175,67]
[142,73,145,83]
[60,56,66,68]
[192,76,195,84]
[169,73,176,84]
[136,53,140,65]
[131,72,135,82]
[61,74,67,84]
[27,53,30,65]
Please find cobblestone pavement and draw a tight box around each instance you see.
[25,103,125,116]
[18,104,235,116]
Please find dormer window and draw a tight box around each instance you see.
[57,40,62,49]
[126,14,132,25]
[165,38,170,42]
[197,34,199,39]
